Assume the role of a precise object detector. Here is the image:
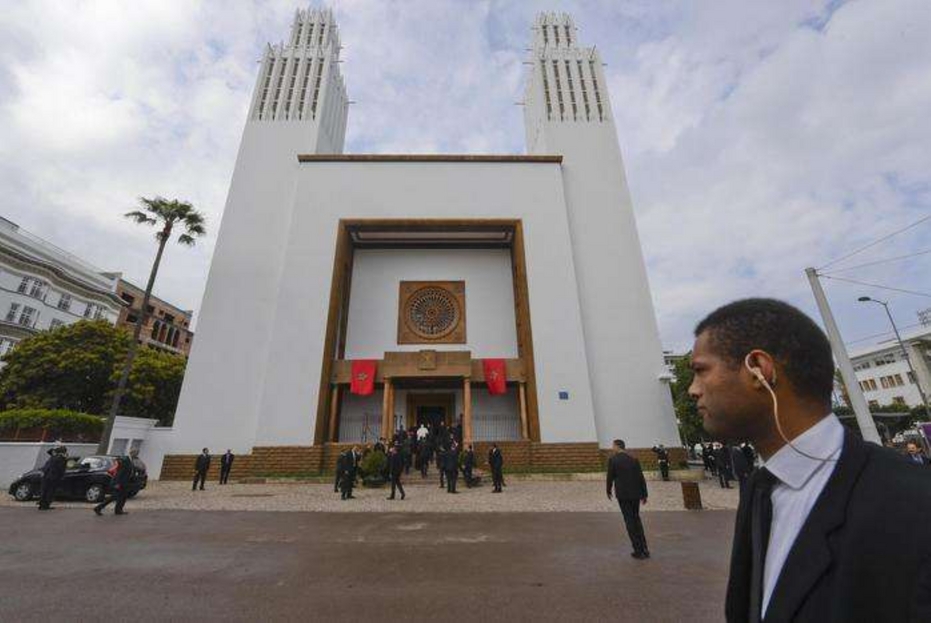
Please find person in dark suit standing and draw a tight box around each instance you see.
[387,443,406,500]
[192,448,210,491]
[94,455,135,516]
[444,442,460,493]
[419,436,433,478]
[714,443,734,488]
[462,444,475,487]
[689,298,931,622]
[37,445,68,511]
[606,439,649,559]
[731,444,751,488]
[436,444,447,489]
[488,444,504,492]
[905,441,930,465]
[652,445,670,481]
[219,449,234,484]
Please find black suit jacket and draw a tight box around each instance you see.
[195,454,211,473]
[221,452,234,469]
[726,430,931,622]
[606,452,647,501]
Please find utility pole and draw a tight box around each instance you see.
[806,267,881,443]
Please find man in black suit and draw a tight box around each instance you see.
[386,443,406,500]
[606,439,649,559]
[714,442,734,489]
[219,449,234,484]
[689,298,931,622]
[436,444,447,489]
[94,455,135,516]
[488,444,504,492]
[193,448,210,491]
[905,441,930,466]
[37,445,68,511]
[462,444,475,487]
[444,442,460,493]
[652,444,670,481]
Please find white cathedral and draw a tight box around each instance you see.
[153,9,681,478]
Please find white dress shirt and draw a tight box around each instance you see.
[760,414,844,616]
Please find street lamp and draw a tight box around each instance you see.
[858,296,930,415]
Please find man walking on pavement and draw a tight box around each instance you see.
[387,443,406,500]
[606,439,650,559]
[94,454,135,516]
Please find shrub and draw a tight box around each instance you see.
[359,449,387,479]
[0,408,104,440]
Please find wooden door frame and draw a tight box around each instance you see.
[314,218,541,444]
[406,391,457,430]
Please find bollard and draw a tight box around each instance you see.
[681,481,702,510]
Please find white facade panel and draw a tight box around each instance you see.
[345,248,518,359]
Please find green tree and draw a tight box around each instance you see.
[113,347,187,426]
[0,320,130,413]
[670,354,703,445]
[101,197,205,452]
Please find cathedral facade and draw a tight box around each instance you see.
[153,9,681,479]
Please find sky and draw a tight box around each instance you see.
[1,0,929,353]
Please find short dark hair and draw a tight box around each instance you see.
[695,298,834,406]
[614,439,626,449]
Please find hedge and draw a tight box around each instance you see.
[0,409,104,436]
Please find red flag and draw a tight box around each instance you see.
[483,359,507,395]
[350,360,377,396]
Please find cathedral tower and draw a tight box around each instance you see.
[524,13,679,447]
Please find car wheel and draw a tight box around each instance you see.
[85,484,105,503]
[13,482,34,502]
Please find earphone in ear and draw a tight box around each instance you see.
[743,353,834,463]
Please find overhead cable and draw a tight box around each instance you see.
[818,214,931,271]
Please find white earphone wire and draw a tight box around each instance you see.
[744,355,837,463]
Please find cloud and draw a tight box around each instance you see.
[0,0,928,351]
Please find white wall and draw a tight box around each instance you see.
[345,248,518,359]
[0,442,97,488]
[252,160,599,446]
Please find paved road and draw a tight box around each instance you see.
[0,507,733,622]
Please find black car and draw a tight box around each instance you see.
[8,455,147,503]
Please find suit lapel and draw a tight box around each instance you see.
[763,431,870,622]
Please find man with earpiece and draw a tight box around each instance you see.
[689,298,931,623]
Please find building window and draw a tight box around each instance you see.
[50,319,64,330]
[120,292,135,306]
[892,396,906,406]
[58,293,72,311]
[868,379,878,391]
[84,304,96,318]
[19,306,37,327]
[589,60,604,121]
[577,60,591,121]
[17,277,29,293]
[552,61,565,121]
[868,400,879,408]
[0,337,17,356]
[894,374,904,386]
[6,303,20,322]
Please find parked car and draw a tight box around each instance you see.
[8,455,147,503]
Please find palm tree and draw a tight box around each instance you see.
[98,197,206,453]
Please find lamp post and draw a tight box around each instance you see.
[858,296,930,415]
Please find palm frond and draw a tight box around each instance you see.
[124,210,156,226]
[177,233,196,246]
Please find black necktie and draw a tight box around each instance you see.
[749,467,779,623]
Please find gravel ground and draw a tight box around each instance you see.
[2,476,739,513]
